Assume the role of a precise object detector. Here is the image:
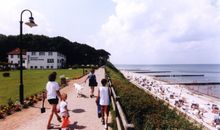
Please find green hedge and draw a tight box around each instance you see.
[106,66,201,130]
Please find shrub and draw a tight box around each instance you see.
[0,111,4,119]
[14,101,22,111]
[22,101,29,109]
[7,98,14,107]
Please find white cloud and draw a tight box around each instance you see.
[99,0,220,64]
[24,10,53,35]
[0,0,53,36]
[0,0,220,64]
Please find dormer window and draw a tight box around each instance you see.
[32,52,36,56]
[39,52,45,56]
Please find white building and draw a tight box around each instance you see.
[8,48,66,69]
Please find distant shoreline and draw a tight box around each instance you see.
[149,73,220,100]
[122,70,220,130]
[118,65,220,99]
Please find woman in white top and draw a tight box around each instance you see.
[96,78,110,129]
[45,72,61,129]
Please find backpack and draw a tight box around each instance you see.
[89,74,97,86]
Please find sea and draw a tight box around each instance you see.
[115,64,220,98]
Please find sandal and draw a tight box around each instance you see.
[47,125,54,129]
[57,116,62,122]
[101,118,105,125]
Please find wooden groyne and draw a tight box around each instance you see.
[135,71,171,73]
[176,82,220,85]
[153,74,204,77]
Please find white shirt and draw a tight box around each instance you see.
[59,100,67,113]
[99,86,109,106]
[46,81,60,99]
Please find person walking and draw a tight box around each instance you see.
[45,72,62,129]
[96,79,110,129]
[85,69,97,98]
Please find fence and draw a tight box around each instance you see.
[107,76,135,130]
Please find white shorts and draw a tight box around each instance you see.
[60,112,68,118]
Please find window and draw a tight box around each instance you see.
[32,52,36,56]
[47,66,49,69]
[57,59,60,63]
[58,53,62,56]
[17,55,19,58]
[48,52,53,56]
[40,66,44,69]
[30,66,33,69]
[47,59,54,63]
[51,66,53,69]
[39,52,45,56]
[11,55,13,58]
[35,66,38,69]
[18,60,25,64]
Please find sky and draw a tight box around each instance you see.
[0,0,220,64]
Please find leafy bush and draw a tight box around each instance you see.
[106,66,201,130]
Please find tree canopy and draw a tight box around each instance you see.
[0,34,110,67]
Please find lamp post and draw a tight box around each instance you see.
[19,9,37,104]
[83,53,88,75]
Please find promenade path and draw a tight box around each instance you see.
[0,68,112,130]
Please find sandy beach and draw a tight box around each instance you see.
[121,70,220,130]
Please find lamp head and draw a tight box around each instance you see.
[25,16,37,28]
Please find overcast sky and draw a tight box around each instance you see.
[0,0,220,64]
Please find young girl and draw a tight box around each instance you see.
[60,93,70,128]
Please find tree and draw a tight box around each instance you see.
[0,34,110,67]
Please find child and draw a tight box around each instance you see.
[96,79,110,129]
[60,93,70,128]
[84,69,97,98]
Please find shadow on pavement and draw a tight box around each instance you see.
[72,109,85,113]
[31,106,50,109]
[68,121,86,130]
[77,94,88,98]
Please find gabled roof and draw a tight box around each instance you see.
[8,48,26,55]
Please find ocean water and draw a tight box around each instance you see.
[115,64,220,98]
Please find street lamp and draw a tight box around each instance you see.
[83,53,88,75]
[19,9,37,104]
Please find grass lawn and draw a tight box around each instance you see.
[0,68,87,105]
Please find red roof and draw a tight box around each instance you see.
[8,48,26,55]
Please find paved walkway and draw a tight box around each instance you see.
[0,68,112,130]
